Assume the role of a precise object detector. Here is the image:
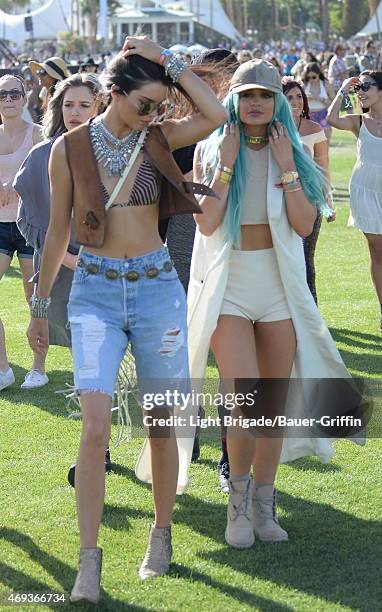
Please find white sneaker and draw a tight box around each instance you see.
[21,369,49,390]
[0,368,15,391]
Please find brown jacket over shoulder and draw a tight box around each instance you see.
[64,120,214,247]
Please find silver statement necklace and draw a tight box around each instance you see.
[90,116,142,177]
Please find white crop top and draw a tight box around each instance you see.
[241,145,269,225]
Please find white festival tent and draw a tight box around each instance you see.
[178,0,240,40]
[356,2,382,36]
[0,0,71,45]
[0,0,240,46]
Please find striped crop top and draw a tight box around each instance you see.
[102,158,160,208]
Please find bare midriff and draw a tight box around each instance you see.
[83,154,163,259]
[240,224,273,250]
[84,204,163,259]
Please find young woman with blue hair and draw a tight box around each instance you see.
[187,59,361,548]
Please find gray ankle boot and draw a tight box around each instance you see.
[225,477,255,549]
[253,485,288,542]
[139,524,172,580]
[70,547,102,604]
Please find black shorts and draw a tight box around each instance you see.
[0,222,34,259]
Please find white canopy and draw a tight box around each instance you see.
[0,0,240,46]
[178,0,240,40]
[0,0,70,45]
[356,2,382,36]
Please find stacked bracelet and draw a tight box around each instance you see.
[164,54,188,83]
[217,165,233,185]
[276,178,301,189]
[283,184,302,193]
[29,295,51,319]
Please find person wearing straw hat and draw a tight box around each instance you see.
[29,56,70,112]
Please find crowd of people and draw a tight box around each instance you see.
[0,35,379,604]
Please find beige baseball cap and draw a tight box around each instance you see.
[230,59,282,94]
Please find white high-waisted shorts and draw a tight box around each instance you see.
[220,248,291,323]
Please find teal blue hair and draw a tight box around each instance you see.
[200,91,331,245]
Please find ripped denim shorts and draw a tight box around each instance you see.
[67,246,190,401]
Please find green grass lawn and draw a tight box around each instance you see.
[0,129,381,612]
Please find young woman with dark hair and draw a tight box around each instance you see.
[27,36,227,603]
[302,62,334,141]
[0,74,43,391]
[328,71,382,330]
[283,78,335,303]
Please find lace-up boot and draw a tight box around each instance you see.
[225,477,254,548]
[253,485,288,542]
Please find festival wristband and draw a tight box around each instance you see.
[159,49,173,66]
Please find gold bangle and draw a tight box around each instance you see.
[217,170,232,184]
[218,165,233,174]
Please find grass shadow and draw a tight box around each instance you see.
[286,457,342,473]
[102,503,151,531]
[176,492,381,612]
[170,563,293,611]
[2,364,77,418]
[331,327,382,352]
[0,528,151,611]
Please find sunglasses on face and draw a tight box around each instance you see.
[354,82,377,92]
[307,75,318,80]
[121,90,167,116]
[36,69,47,77]
[136,99,167,116]
[0,89,24,101]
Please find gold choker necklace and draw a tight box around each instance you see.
[245,134,269,144]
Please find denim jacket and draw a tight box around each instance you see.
[64,120,214,248]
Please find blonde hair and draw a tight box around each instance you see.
[42,73,104,138]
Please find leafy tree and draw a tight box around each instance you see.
[80,0,120,39]
[0,0,30,11]
[342,0,369,37]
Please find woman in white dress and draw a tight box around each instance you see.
[328,71,382,330]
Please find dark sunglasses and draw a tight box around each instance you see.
[354,82,377,93]
[36,68,47,76]
[0,89,24,101]
[121,90,167,116]
[307,75,318,80]
[137,100,168,116]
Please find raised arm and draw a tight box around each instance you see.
[122,36,228,151]
[27,137,73,354]
[327,77,361,134]
[193,124,240,236]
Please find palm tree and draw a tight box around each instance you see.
[321,0,329,47]
[368,1,379,17]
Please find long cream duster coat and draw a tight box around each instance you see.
[135,149,364,493]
